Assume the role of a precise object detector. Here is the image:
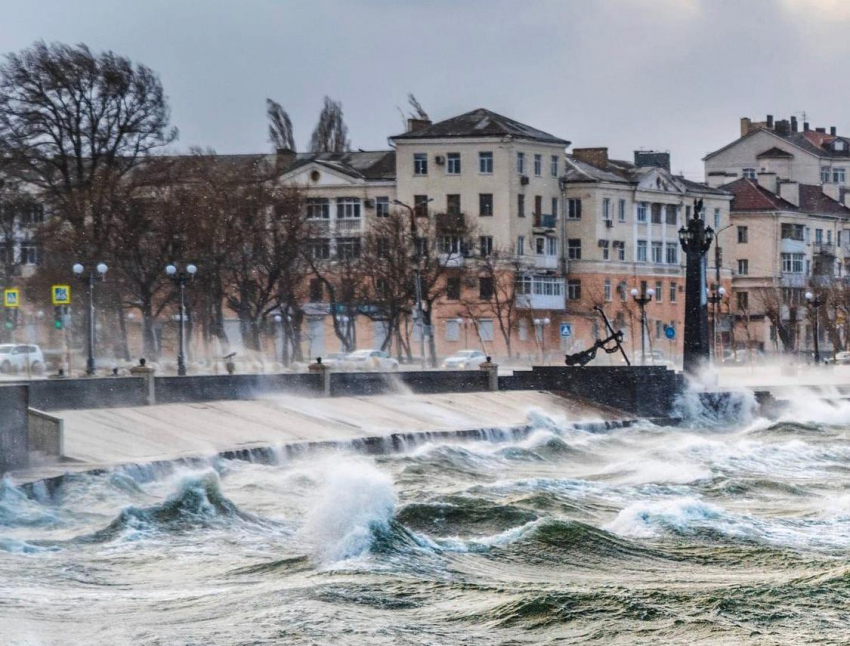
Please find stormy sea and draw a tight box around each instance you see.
[3,391,850,644]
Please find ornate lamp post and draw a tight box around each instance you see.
[805,291,822,364]
[706,286,726,362]
[533,317,551,364]
[630,287,654,365]
[678,200,715,375]
[165,263,197,376]
[72,262,108,376]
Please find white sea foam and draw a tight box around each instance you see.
[302,458,397,564]
[604,497,728,538]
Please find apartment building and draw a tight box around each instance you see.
[563,148,732,360]
[721,177,850,354]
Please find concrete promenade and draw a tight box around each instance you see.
[11,390,616,483]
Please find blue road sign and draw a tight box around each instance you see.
[560,323,573,338]
[664,324,676,340]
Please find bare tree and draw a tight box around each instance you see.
[266,98,296,151]
[309,96,350,154]
[758,287,798,353]
[0,41,177,259]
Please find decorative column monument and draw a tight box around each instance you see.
[678,199,715,375]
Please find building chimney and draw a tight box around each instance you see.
[766,114,774,129]
[407,118,432,133]
[757,171,778,194]
[816,127,826,134]
[572,147,609,169]
[634,150,670,171]
[831,126,837,136]
[740,117,752,137]
[275,148,296,171]
[779,181,799,207]
[790,116,798,132]
[775,119,791,136]
[804,122,810,131]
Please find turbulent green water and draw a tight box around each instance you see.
[3,395,850,644]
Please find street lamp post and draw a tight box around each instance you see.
[805,291,822,364]
[273,313,291,367]
[72,262,108,376]
[534,317,551,364]
[706,286,726,363]
[630,288,654,365]
[678,200,715,375]
[393,197,433,368]
[165,263,197,376]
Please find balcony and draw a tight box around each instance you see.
[336,218,364,234]
[438,253,465,267]
[814,242,836,257]
[533,213,557,231]
[516,276,566,310]
[436,212,465,232]
[780,272,806,288]
[533,254,559,270]
[306,219,331,235]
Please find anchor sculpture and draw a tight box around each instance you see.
[564,307,631,367]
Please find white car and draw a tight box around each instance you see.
[0,344,46,374]
[826,351,850,365]
[319,352,351,370]
[344,349,399,371]
[443,349,487,369]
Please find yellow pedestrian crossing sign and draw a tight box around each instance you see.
[52,284,71,305]
[3,288,20,308]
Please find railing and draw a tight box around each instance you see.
[780,273,806,288]
[814,242,836,256]
[336,218,363,234]
[533,255,558,269]
[438,253,465,267]
[533,213,557,229]
[516,277,566,310]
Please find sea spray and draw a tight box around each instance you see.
[674,364,758,428]
[302,458,397,563]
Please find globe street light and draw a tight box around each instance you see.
[273,313,291,367]
[73,262,108,375]
[534,317,551,364]
[631,287,654,365]
[165,263,197,376]
[805,291,822,364]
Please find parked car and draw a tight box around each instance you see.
[320,352,351,370]
[0,344,45,374]
[442,349,487,369]
[344,349,399,371]
[826,351,850,365]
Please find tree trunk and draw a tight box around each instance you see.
[116,305,131,361]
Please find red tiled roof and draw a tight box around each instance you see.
[799,184,850,216]
[721,178,798,212]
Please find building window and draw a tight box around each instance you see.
[655,281,662,302]
[306,198,330,219]
[618,199,626,222]
[834,168,846,184]
[517,236,525,256]
[651,204,662,224]
[446,276,461,300]
[567,198,582,220]
[551,197,558,219]
[738,259,749,275]
[479,151,493,174]
[815,228,823,244]
[375,196,390,217]
[822,167,830,184]
[603,198,611,221]
[618,281,627,302]
[547,237,557,256]
[614,240,625,261]
[535,237,545,255]
[445,318,460,341]
[652,241,663,263]
[414,153,428,175]
[737,291,749,311]
[414,236,428,257]
[669,282,677,303]
[655,320,664,339]
[479,236,493,257]
[533,154,542,176]
[336,237,361,260]
[447,153,461,175]
[637,239,647,262]
[307,239,330,260]
[336,197,361,219]
[309,278,323,302]
[714,208,721,229]
[781,223,804,241]
[516,152,525,175]
[781,252,804,273]
[666,243,678,264]
[568,239,581,260]
[604,279,612,302]
[534,195,542,215]
[478,319,494,342]
[447,194,461,215]
[517,194,525,218]
[600,240,609,261]
[414,195,429,218]
[567,279,581,301]
[479,193,493,216]
[375,278,388,300]
[737,226,748,243]
[665,205,677,225]
[19,243,39,265]
[742,168,756,179]
[637,202,647,223]
[551,155,559,177]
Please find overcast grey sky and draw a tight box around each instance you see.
[1,0,848,179]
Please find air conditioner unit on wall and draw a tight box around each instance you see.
[435,155,445,165]
[605,220,614,228]
[520,176,530,185]
[364,199,375,208]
